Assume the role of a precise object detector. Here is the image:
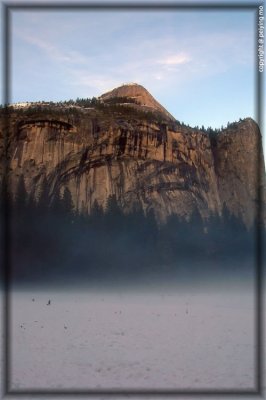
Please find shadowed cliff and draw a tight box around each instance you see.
[0,83,264,228]
[0,83,264,286]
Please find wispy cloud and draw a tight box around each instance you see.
[69,72,122,95]
[158,53,191,66]
[10,9,255,128]
[14,30,91,65]
[64,27,253,98]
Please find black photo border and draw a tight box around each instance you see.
[1,1,264,398]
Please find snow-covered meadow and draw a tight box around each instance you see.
[6,284,257,392]
[0,273,264,400]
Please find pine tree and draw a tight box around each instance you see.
[50,185,62,215]
[90,200,104,227]
[106,195,122,219]
[27,191,37,218]
[145,207,158,251]
[15,175,27,216]
[62,187,74,217]
[105,194,124,233]
[79,201,88,223]
[38,177,50,214]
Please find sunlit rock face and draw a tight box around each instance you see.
[99,83,176,121]
[0,84,264,226]
[214,118,264,227]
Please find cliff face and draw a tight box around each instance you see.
[214,119,263,226]
[0,84,264,226]
[99,82,176,121]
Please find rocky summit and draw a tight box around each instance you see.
[0,83,264,227]
[99,83,176,121]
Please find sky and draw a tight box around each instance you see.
[5,3,259,130]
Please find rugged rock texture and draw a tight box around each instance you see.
[0,84,264,226]
[214,119,264,226]
[99,83,176,121]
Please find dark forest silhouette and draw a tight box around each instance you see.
[1,175,258,286]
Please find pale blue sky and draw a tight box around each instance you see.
[8,6,257,129]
